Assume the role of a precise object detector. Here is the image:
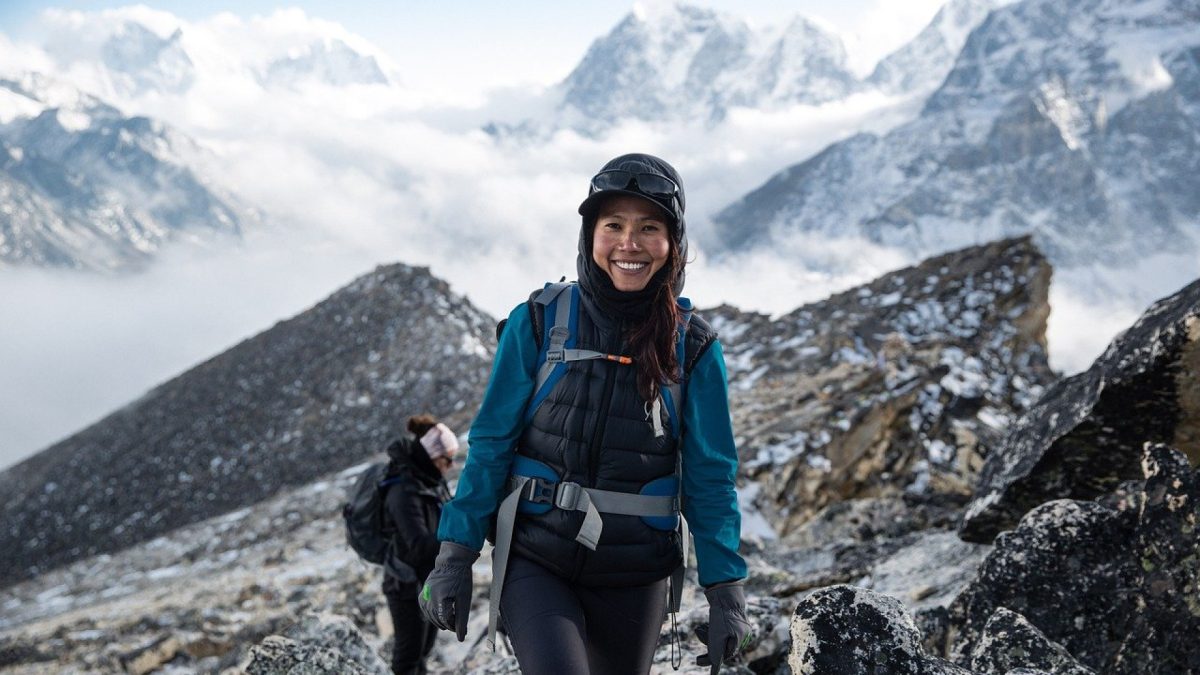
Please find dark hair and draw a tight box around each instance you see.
[626,244,683,402]
[407,414,438,438]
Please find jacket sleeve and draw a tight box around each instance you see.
[681,339,749,587]
[437,302,539,550]
[385,475,441,575]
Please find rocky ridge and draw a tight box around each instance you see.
[0,263,495,588]
[713,236,1054,536]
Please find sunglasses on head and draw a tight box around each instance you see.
[589,170,680,201]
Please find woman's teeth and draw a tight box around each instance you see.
[614,261,648,271]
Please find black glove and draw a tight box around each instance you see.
[418,541,479,642]
[694,581,751,674]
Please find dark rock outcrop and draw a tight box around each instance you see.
[718,236,1055,535]
[961,278,1200,541]
[0,263,496,587]
[789,585,970,674]
[948,443,1200,673]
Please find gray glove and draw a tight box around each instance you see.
[418,541,479,642]
[695,581,751,674]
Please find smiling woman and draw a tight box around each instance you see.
[417,152,751,675]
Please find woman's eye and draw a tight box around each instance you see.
[643,223,662,232]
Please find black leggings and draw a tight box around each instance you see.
[500,554,668,675]
[384,583,437,675]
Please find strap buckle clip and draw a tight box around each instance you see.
[555,481,583,510]
[525,477,556,505]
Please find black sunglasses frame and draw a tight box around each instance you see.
[588,170,680,200]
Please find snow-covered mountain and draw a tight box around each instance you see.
[867,0,1004,94]
[710,0,1200,281]
[489,1,1002,138]
[490,3,857,136]
[260,38,389,89]
[36,10,395,103]
[0,73,252,272]
[98,22,195,97]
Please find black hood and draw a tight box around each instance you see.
[576,153,689,303]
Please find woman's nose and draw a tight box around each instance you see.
[617,229,640,249]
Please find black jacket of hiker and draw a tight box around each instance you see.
[382,437,450,594]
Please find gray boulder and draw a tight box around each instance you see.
[789,585,970,674]
[961,277,1200,541]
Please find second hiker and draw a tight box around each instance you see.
[382,414,456,675]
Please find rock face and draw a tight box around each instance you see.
[948,444,1200,673]
[961,277,1200,540]
[789,585,971,674]
[0,72,253,272]
[0,263,496,587]
[716,236,1055,536]
[710,0,1200,276]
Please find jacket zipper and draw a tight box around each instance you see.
[573,338,618,581]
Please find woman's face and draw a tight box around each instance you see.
[591,195,671,292]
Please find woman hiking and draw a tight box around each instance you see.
[381,415,457,675]
[420,153,750,674]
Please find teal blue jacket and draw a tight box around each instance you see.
[438,301,748,587]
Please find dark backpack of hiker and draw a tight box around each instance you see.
[342,461,405,564]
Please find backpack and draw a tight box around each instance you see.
[342,461,405,564]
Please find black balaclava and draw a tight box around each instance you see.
[576,153,688,329]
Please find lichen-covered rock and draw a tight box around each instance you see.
[716,237,1054,537]
[789,585,971,674]
[281,613,389,675]
[949,444,1200,673]
[241,635,372,675]
[969,607,1094,674]
[1108,443,1200,672]
[961,279,1200,542]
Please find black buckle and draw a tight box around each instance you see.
[525,477,556,505]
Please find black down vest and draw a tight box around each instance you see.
[510,300,716,587]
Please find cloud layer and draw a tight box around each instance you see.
[0,4,1166,468]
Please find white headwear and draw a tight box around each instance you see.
[420,423,459,460]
